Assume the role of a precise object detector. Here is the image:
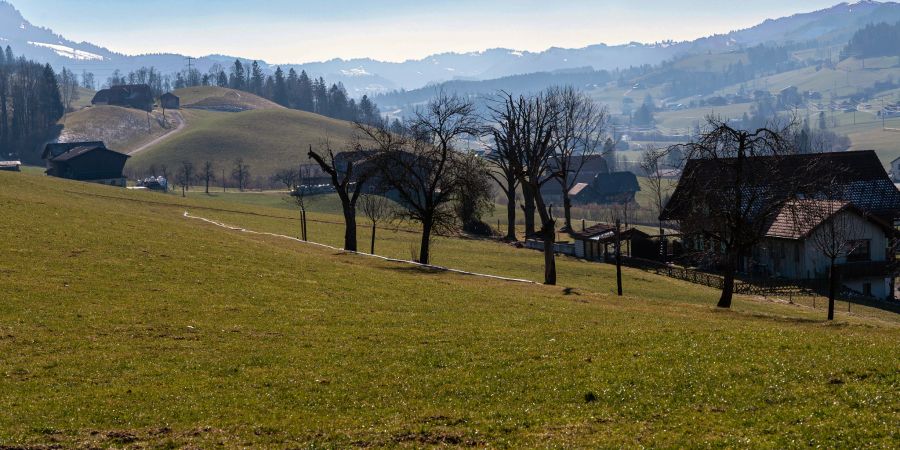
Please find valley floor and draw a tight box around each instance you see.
[1,172,898,448]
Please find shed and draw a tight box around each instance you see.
[570,223,651,261]
[160,92,180,110]
[43,142,129,187]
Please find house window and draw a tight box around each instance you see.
[847,240,871,262]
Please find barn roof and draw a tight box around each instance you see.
[160,92,179,99]
[47,143,128,163]
[593,171,641,195]
[42,141,106,160]
[765,199,894,240]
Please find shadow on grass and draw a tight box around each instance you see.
[384,265,450,276]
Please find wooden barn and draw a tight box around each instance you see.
[92,84,154,111]
[160,92,180,110]
[42,142,130,187]
[570,223,652,261]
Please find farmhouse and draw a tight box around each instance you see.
[0,160,21,171]
[160,92,180,110]
[42,142,130,187]
[754,200,895,299]
[571,171,641,205]
[92,84,154,111]
[540,155,609,200]
[662,150,900,299]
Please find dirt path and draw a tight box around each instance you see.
[128,111,186,156]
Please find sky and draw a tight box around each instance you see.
[15,0,848,64]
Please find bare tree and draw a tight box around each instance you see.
[361,193,394,254]
[489,90,560,285]
[549,86,609,231]
[640,147,672,262]
[358,91,479,264]
[57,68,80,112]
[270,167,299,191]
[308,143,371,252]
[231,158,250,192]
[159,164,170,191]
[666,118,802,308]
[176,161,195,198]
[200,161,216,194]
[454,152,495,235]
[485,117,521,241]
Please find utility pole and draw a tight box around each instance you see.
[222,168,226,192]
[615,219,623,297]
[883,97,886,131]
[186,56,195,86]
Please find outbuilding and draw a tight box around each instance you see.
[42,142,130,187]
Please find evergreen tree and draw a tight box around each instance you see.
[297,70,314,111]
[286,68,299,108]
[273,67,288,106]
[229,59,245,90]
[250,61,264,95]
[313,77,328,115]
[216,70,228,87]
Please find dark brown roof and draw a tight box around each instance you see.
[662,150,900,221]
[570,223,615,239]
[43,141,105,160]
[49,144,128,163]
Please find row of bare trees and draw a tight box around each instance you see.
[303,88,612,285]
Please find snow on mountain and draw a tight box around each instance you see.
[27,41,104,61]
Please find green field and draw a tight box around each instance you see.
[1,171,898,447]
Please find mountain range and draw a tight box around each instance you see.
[3,1,900,96]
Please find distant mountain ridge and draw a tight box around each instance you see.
[3,1,900,96]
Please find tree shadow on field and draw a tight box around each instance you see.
[384,265,450,276]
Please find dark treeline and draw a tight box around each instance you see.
[0,46,65,162]
[842,21,900,59]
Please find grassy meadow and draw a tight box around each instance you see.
[126,108,360,177]
[1,171,898,447]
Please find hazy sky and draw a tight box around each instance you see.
[17,0,847,63]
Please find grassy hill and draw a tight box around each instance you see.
[57,105,181,153]
[126,108,360,178]
[1,171,898,447]
[175,86,284,112]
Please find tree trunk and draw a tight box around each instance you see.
[370,222,377,254]
[343,204,357,252]
[718,252,736,308]
[523,188,536,238]
[616,220,623,296]
[562,193,573,231]
[828,260,837,321]
[419,218,433,264]
[542,223,556,285]
[505,179,517,241]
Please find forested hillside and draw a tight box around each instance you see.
[0,46,65,162]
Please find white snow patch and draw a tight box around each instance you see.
[445,67,455,72]
[27,42,104,61]
[340,67,371,77]
[19,23,25,30]
[509,51,523,57]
